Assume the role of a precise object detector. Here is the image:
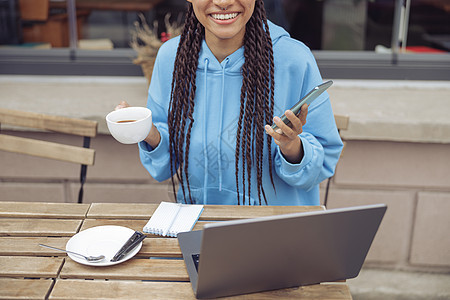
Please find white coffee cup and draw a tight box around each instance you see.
[106,107,152,144]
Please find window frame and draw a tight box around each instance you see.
[1,48,449,80]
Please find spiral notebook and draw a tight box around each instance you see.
[143,202,204,237]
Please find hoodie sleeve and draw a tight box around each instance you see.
[138,42,177,182]
[274,98,343,191]
[272,43,343,191]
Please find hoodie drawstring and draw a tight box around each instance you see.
[217,58,229,191]
[202,58,209,204]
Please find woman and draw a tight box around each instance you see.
[122,0,343,205]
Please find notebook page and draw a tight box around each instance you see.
[167,204,204,237]
[143,202,181,236]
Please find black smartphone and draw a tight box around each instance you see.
[271,80,333,134]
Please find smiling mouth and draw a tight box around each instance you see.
[211,13,239,20]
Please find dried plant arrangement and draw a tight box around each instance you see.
[130,13,184,82]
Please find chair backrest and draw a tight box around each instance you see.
[334,114,349,132]
[323,114,349,207]
[334,114,349,157]
[0,108,98,203]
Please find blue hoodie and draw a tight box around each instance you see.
[139,21,343,206]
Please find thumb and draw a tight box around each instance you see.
[115,101,130,111]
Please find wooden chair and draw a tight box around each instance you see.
[0,108,98,203]
[18,0,90,47]
[323,114,349,207]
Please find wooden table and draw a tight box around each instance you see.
[0,201,353,299]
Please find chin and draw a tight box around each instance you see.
[211,27,244,40]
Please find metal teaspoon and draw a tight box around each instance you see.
[39,244,105,262]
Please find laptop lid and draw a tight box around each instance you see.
[178,204,386,299]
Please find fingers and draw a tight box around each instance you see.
[283,104,308,135]
[297,104,308,125]
[284,110,302,136]
[115,100,130,111]
[265,104,308,140]
[265,124,281,144]
[265,116,296,145]
[275,115,296,138]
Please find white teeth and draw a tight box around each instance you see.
[211,13,238,20]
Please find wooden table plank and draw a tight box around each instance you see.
[60,258,189,281]
[0,278,54,300]
[138,238,182,257]
[87,203,324,220]
[79,218,209,234]
[49,279,352,300]
[0,219,82,237]
[50,280,194,300]
[87,203,158,219]
[200,205,325,220]
[79,218,148,232]
[0,202,89,219]
[0,237,70,256]
[0,256,64,278]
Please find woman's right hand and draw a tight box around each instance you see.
[115,100,130,110]
[114,101,161,149]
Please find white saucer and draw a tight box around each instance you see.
[66,225,143,266]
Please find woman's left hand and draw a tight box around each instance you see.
[265,104,308,164]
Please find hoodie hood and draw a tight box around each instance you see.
[196,21,290,72]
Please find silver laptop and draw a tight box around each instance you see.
[178,204,386,299]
